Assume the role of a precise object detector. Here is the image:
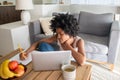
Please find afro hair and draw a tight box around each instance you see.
[50,13,80,37]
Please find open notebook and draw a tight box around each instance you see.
[10,52,32,65]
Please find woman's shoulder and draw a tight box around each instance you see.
[73,36,81,47]
[75,36,82,41]
[76,36,84,42]
[74,36,84,46]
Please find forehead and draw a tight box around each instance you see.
[56,28,64,34]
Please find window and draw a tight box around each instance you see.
[71,0,120,5]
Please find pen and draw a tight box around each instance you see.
[18,44,23,53]
[18,44,27,60]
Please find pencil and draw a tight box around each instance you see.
[18,44,23,53]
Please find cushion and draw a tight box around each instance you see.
[79,11,114,36]
[78,33,109,46]
[84,41,108,55]
[39,17,53,35]
[71,13,79,22]
[86,53,108,62]
[78,33,109,55]
[35,34,52,42]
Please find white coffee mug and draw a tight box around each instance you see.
[61,64,76,80]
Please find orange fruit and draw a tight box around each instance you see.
[18,64,24,70]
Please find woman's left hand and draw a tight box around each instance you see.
[61,39,72,50]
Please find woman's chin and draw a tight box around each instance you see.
[59,40,66,44]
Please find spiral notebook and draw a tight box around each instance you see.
[10,52,32,65]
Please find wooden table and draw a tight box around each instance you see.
[0,49,92,80]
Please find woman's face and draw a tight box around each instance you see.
[56,28,70,44]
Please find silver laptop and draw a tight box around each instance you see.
[31,50,71,71]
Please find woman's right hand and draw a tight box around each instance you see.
[19,52,28,60]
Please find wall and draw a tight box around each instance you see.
[33,0,42,4]
[42,4,60,17]
[59,4,70,12]
[42,0,58,4]
[0,0,15,5]
[33,0,71,4]
[29,5,43,19]
[30,4,119,19]
[30,4,60,19]
[70,4,118,14]
[117,6,120,13]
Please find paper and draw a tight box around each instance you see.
[10,53,32,65]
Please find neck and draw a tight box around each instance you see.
[69,36,75,45]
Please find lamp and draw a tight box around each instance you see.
[16,0,33,24]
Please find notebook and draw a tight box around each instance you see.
[31,50,71,71]
[10,52,32,65]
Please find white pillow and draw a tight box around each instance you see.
[39,17,53,35]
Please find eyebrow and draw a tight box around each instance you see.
[59,32,64,35]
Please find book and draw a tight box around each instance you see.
[10,52,32,65]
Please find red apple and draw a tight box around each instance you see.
[8,60,19,71]
[14,65,25,77]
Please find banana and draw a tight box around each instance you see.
[0,64,1,77]
[0,63,9,79]
[2,60,15,78]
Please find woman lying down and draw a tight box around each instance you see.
[20,13,86,65]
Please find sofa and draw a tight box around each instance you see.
[28,11,120,67]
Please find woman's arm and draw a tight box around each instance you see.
[20,35,57,60]
[72,39,86,65]
[61,39,86,65]
[25,35,57,55]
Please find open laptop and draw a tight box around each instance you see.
[31,50,71,71]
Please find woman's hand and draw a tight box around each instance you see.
[19,52,28,60]
[61,39,72,50]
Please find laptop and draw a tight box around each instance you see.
[31,50,71,71]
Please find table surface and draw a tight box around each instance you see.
[0,49,92,80]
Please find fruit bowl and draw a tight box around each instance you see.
[9,63,27,79]
[0,63,27,80]
[0,60,27,80]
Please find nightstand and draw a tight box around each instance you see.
[0,21,30,56]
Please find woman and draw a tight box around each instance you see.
[20,13,86,65]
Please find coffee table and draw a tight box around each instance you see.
[0,49,92,80]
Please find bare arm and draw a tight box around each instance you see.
[25,35,57,55]
[72,39,86,65]
[61,39,86,65]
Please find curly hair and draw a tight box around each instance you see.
[50,13,80,37]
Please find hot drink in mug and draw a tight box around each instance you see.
[61,64,76,80]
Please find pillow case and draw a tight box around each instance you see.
[71,13,80,22]
[79,11,114,36]
[39,17,53,35]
